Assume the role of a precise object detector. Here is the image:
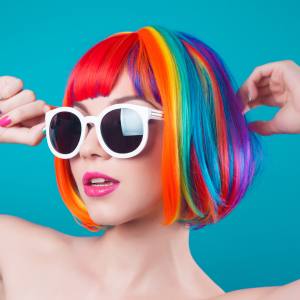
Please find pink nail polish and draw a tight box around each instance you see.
[0,116,12,127]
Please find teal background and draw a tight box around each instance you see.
[0,0,299,293]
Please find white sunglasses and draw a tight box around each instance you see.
[42,103,164,159]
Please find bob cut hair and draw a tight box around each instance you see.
[54,25,263,232]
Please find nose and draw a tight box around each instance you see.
[79,122,111,160]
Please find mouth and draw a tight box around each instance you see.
[82,171,120,197]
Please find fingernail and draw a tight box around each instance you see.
[0,115,11,127]
[43,105,51,113]
[248,91,253,102]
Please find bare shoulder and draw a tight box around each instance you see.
[0,215,75,299]
[209,280,300,300]
[208,286,275,300]
[0,214,70,265]
[257,279,300,300]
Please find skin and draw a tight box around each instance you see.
[67,68,225,299]
[0,60,299,299]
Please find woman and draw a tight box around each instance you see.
[0,25,299,299]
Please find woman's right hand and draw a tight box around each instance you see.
[0,75,52,146]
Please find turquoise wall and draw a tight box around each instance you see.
[0,0,299,292]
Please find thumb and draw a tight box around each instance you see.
[33,121,45,131]
[248,120,279,136]
[32,122,46,139]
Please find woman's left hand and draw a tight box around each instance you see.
[237,60,300,135]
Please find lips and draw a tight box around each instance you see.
[82,171,120,185]
[82,171,120,197]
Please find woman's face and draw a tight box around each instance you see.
[69,69,165,226]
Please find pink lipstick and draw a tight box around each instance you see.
[82,171,120,197]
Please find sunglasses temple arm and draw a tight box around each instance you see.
[150,111,164,120]
[41,105,60,135]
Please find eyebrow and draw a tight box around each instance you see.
[73,96,158,112]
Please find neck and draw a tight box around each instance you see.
[83,206,224,297]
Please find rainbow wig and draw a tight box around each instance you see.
[54,25,263,232]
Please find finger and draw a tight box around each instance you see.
[0,121,46,145]
[30,121,47,145]
[18,105,57,127]
[239,63,282,114]
[248,120,280,136]
[239,62,279,99]
[242,98,265,114]
[237,85,251,114]
[18,104,57,127]
[250,83,287,108]
[0,76,24,100]
[237,79,264,114]
[19,114,46,128]
[246,103,290,135]
[257,85,272,97]
[247,62,287,100]
[244,99,267,115]
[242,83,273,111]
[248,62,278,84]
[257,77,271,87]
[0,89,36,116]
[0,100,49,128]
[242,93,287,114]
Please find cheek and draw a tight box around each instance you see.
[118,125,163,210]
[68,125,164,225]
[96,163,162,225]
[69,158,81,187]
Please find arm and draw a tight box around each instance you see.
[0,214,63,263]
[0,214,28,270]
[0,214,63,300]
[0,214,36,300]
[0,214,20,300]
[209,282,299,300]
[0,277,4,300]
[0,75,58,299]
[259,279,300,300]
[237,60,300,299]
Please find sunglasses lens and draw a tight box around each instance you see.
[101,108,144,154]
[49,111,81,155]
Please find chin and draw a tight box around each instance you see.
[87,207,141,227]
[87,204,160,227]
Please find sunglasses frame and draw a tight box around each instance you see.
[43,103,164,159]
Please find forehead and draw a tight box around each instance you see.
[73,96,160,113]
